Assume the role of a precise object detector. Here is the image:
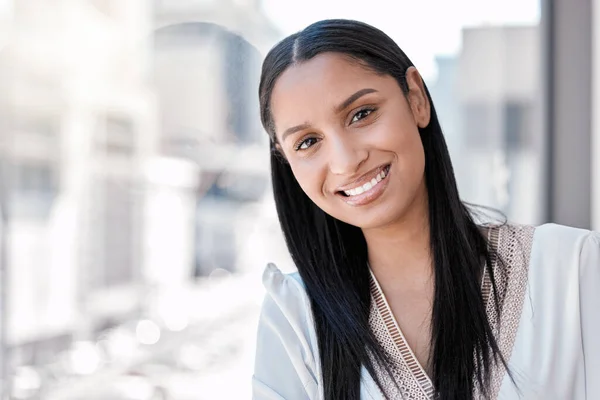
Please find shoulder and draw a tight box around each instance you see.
[495,222,594,253]
[261,263,310,320]
[533,222,595,244]
[526,223,599,280]
[259,263,317,350]
[492,222,597,278]
[531,223,598,259]
[254,264,322,398]
[263,262,306,292]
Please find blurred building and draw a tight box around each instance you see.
[431,12,600,231]
[154,0,279,55]
[152,0,281,277]
[456,25,545,225]
[428,56,464,188]
[545,0,600,231]
[0,0,158,371]
[594,0,600,231]
[0,1,282,394]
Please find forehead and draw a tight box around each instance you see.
[273,52,376,93]
[270,53,391,130]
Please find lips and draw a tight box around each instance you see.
[335,164,390,195]
[341,167,389,196]
[334,164,392,207]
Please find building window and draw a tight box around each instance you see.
[10,162,58,220]
[463,103,493,149]
[504,101,533,150]
[17,164,55,193]
[97,114,136,155]
[87,178,139,289]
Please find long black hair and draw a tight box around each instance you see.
[259,19,507,400]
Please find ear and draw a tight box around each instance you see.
[405,66,431,128]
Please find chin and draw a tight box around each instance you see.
[335,208,404,230]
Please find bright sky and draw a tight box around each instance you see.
[261,0,540,80]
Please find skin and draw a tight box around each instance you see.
[270,52,435,374]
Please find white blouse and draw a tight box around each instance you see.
[252,223,600,399]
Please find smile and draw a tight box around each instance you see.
[336,164,391,207]
[343,166,389,196]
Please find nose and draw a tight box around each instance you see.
[327,133,368,176]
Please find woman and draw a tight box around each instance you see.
[252,19,599,400]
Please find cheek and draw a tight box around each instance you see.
[398,129,424,161]
[288,162,328,202]
[382,121,425,177]
[400,136,426,183]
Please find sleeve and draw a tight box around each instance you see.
[579,231,600,398]
[252,263,321,400]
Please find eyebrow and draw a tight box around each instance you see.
[281,123,311,143]
[280,88,379,143]
[334,88,378,114]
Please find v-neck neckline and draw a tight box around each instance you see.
[369,269,435,396]
[367,226,500,399]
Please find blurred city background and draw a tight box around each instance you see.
[0,0,598,399]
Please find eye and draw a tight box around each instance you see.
[295,137,318,151]
[350,108,375,124]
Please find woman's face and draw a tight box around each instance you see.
[270,52,431,230]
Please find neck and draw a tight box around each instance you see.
[362,185,432,286]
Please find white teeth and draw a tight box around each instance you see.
[342,166,389,197]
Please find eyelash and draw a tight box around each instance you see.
[294,137,318,151]
[350,107,376,124]
[293,107,377,151]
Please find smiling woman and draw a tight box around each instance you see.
[252,19,600,400]
[271,53,428,228]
